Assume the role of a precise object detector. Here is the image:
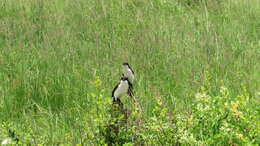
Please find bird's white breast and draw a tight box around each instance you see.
[123,67,134,82]
[1,138,12,145]
[114,81,129,99]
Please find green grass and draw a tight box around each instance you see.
[0,0,259,145]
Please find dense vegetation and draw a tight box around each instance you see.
[0,0,259,145]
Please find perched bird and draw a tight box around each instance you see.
[1,130,19,145]
[122,62,135,96]
[112,77,133,106]
[122,62,135,84]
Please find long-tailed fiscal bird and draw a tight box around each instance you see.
[112,77,133,106]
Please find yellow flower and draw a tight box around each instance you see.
[224,102,228,107]
[90,93,96,98]
[236,133,245,141]
[94,76,102,88]
[187,115,193,123]
[231,101,239,110]
[230,101,244,119]
[220,86,229,97]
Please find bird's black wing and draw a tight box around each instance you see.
[128,65,135,74]
[112,83,119,97]
[128,81,134,97]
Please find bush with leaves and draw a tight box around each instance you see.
[96,84,259,145]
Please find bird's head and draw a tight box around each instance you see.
[120,76,129,82]
[122,62,129,67]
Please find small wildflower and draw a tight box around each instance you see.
[220,121,232,133]
[224,102,228,107]
[93,76,102,88]
[236,133,244,140]
[187,115,193,123]
[195,92,209,102]
[231,101,239,111]
[220,86,229,97]
[90,93,97,97]
[230,101,242,118]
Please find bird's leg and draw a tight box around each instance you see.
[115,98,125,113]
[116,98,123,107]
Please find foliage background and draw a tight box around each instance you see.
[0,0,259,145]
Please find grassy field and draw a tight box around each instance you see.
[0,0,259,145]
